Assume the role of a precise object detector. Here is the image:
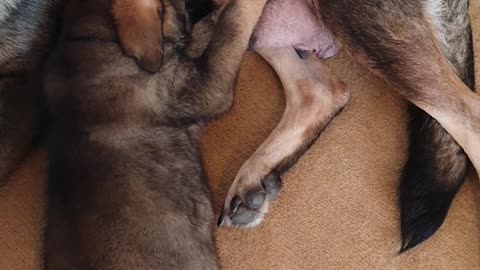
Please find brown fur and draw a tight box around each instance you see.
[313,0,479,171]
[43,0,267,269]
[219,1,477,252]
[113,0,186,73]
[218,48,349,227]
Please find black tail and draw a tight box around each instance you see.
[399,0,476,252]
[400,108,470,252]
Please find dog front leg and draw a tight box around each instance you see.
[218,47,350,228]
[166,0,268,123]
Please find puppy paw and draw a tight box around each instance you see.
[123,32,164,73]
[218,172,282,228]
[162,0,185,43]
[113,0,164,73]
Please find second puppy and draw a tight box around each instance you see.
[43,0,267,269]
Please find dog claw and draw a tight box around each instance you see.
[230,196,242,213]
[217,208,226,227]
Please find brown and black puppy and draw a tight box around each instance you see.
[0,0,61,181]
[43,0,266,269]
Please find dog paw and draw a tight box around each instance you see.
[113,0,164,73]
[218,173,282,228]
[118,22,164,73]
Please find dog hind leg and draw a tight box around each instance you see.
[316,0,480,249]
[218,47,350,228]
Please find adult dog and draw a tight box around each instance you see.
[217,0,475,252]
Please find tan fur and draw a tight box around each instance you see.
[113,0,188,73]
[219,48,349,227]
[113,0,164,72]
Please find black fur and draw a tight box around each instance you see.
[400,114,468,251]
[399,0,476,252]
[0,0,61,180]
[186,0,214,26]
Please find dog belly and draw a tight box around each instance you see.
[250,0,339,59]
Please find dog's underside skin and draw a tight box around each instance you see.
[218,0,476,251]
[43,0,267,269]
[0,0,60,181]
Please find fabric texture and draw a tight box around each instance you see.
[1,3,480,269]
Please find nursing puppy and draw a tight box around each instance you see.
[43,0,267,269]
[218,0,475,252]
[0,0,61,180]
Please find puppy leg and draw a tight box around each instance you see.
[162,0,186,43]
[113,0,163,73]
[166,0,268,122]
[218,48,350,228]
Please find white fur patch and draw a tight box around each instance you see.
[423,0,448,45]
[0,0,20,23]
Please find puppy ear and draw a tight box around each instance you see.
[113,0,164,73]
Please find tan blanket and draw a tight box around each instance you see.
[1,2,480,269]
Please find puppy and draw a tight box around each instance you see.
[0,0,61,181]
[43,0,267,269]
[218,0,475,252]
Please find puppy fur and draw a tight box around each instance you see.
[43,0,267,269]
[0,0,61,181]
